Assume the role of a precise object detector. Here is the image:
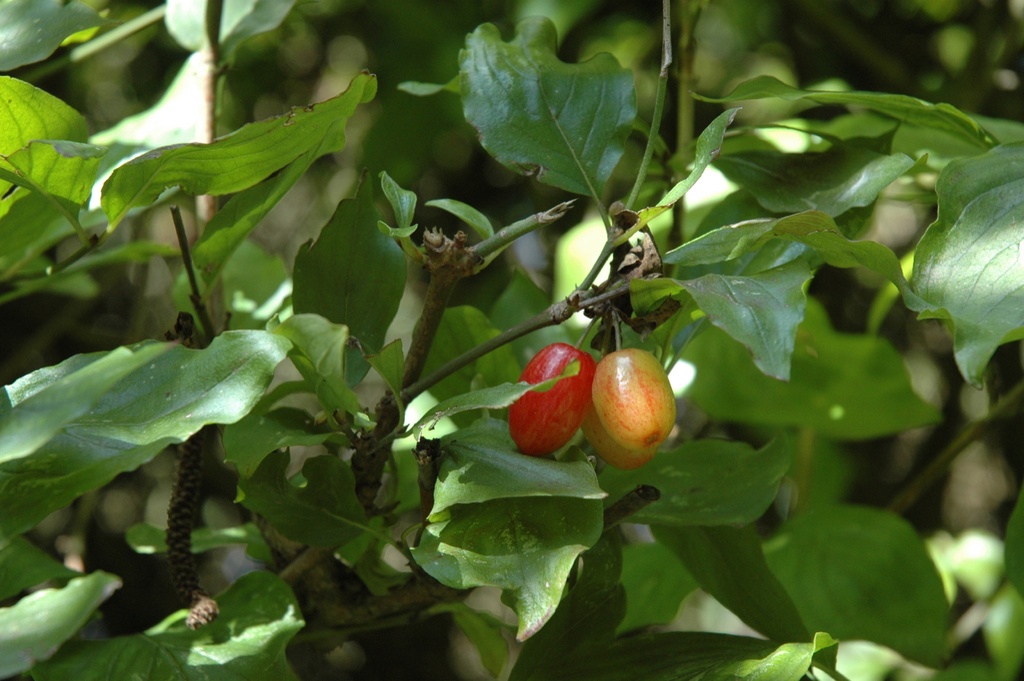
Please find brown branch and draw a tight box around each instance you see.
[603,485,661,530]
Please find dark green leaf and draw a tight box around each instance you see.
[101,73,377,229]
[460,17,636,197]
[237,451,366,548]
[426,198,494,239]
[617,542,697,634]
[764,505,949,667]
[293,175,405,385]
[714,145,915,218]
[274,314,362,416]
[911,143,1024,387]
[0,1,113,71]
[655,524,810,643]
[0,572,120,678]
[124,522,272,563]
[0,537,79,601]
[430,418,604,515]
[412,495,603,640]
[683,301,939,439]
[1001,488,1024,601]
[32,571,303,681]
[365,339,405,403]
[440,602,511,678]
[600,438,791,527]
[699,75,991,149]
[490,269,572,367]
[223,407,332,479]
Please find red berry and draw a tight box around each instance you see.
[509,343,597,456]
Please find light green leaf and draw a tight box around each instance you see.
[911,143,1024,387]
[599,438,791,527]
[0,140,106,231]
[125,522,272,563]
[460,17,636,197]
[0,0,113,71]
[0,537,79,601]
[426,198,494,239]
[397,77,460,96]
[32,571,303,681]
[223,407,332,478]
[274,314,361,417]
[1001,489,1024,601]
[101,73,377,229]
[764,505,949,667]
[0,572,121,678]
[656,108,739,207]
[166,0,297,59]
[379,170,417,231]
[429,419,605,516]
[237,451,366,548]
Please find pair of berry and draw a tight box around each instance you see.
[508,343,676,469]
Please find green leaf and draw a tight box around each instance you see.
[764,505,949,667]
[599,438,791,527]
[223,407,332,478]
[460,17,636,197]
[911,143,1024,387]
[440,602,511,678]
[397,76,460,96]
[237,451,366,548]
[0,572,121,678]
[414,377,570,434]
[0,331,290,543]
[32,571,303,681]
[655,524,810,643]
[714,145,916,218]
[0,343,170,464]
[216,239,291,329]
[984,584,1024,681]
[1009,491,1024,601]
[0,537,79,601]
[124,522,272,563]
[490,269,572,367]
[379,170,417,231]
[517,631,835,681]
[699,75,992,149]
[365,339,405,402]
[274,314,362,417]
[0,0,113,71]
[656,108,739,207]
[683,300,940,439]
[426,198,494,239]
[101,73,377,229]
[617,542,697,634]
[429,418,605,515]
[412,495,603,641]
[166,0,296,58]
[293,174,405,385]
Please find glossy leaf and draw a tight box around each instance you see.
[0,0,113,71]
[0,331,290,543]
[911,143,1024,386]
[274,314,362,417]
[412,495,603,640]
[699,75,992,149]
[429,418,605,514]
[293,174,405,385]
[460,17,636,197]
[237,451,366,548]
[426,198,494,239]
[101,73,377,229]
[32,571,303,681]
[0,537,79,601]
[714,145,915,218]
[764,505,949,667]
[125,522,271,563]
[0,572,121,678]
[683,301,939,439]
[599,438,791,526]
[655,524,810,644]
[223,407,332,478]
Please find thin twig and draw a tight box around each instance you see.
[604,485,661,530]
[170,206,216,343]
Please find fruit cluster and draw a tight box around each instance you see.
[508,343,676,469]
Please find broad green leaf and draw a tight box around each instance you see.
[1005,490,1024,600]
[426,198,494,239]
[412,495,603,640]
[429,418,604,515]
[444,603,511,678]
[237,451,366,548]
[0,140,106,231]
[641,258,812,380]
[699,75,991,149]
[293,175,405,386]
[460,17,636,197]
[617,542,697,634]
[0,0,113,71]
[101,73,377,229]
[764,505,949,667]
[274,314,361,417]
[599,438,791,527]
[656,108,739,207]
[655,524,810,644]
[0,331,290,543]
[32,571,303,681]
[215,239,291,329]
[223,407,332,478]
[929,662,1002,681]
[683,301,939,439]
[166,0,296,59]
[0,343,170,464]
[983,584,1024,681]
[0,190,70,281]
[0,537,79,601]
[511,533,625,681]
[124,522,272,563]
[517,631,835,681]
[714,145,915,218]
[0,572,121,678]
[365,339,404,402]
[0,77,88,173]
[911,143,1024,387]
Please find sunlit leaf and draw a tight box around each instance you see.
[125,522,272,563]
